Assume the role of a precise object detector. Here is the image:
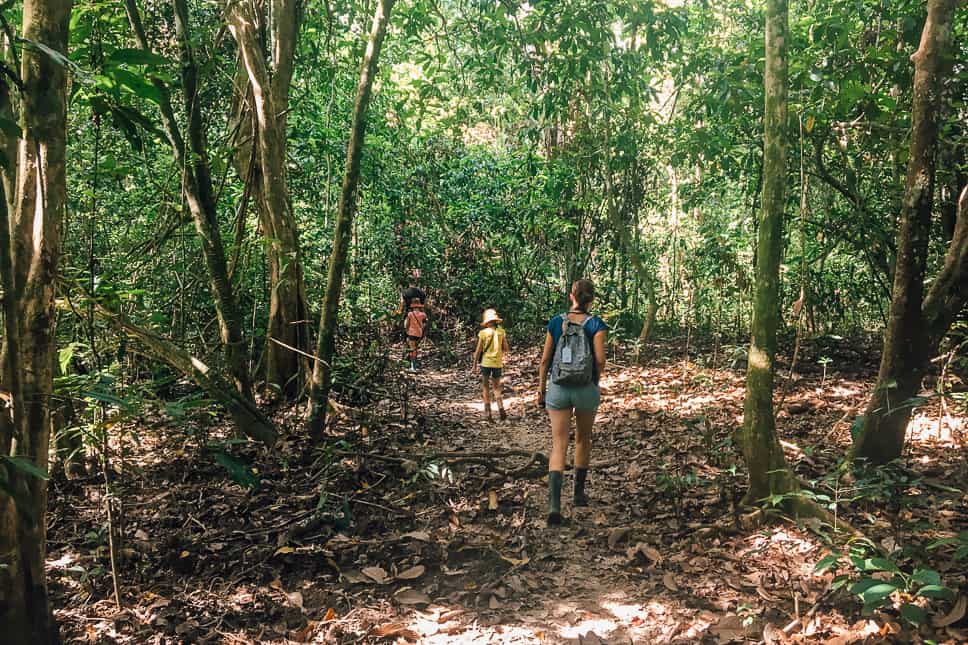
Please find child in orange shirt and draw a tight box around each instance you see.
[405,299,428,371]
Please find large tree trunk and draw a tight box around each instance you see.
[228,0,309,399]
[736,0,800,503]
[852,0,959,465]
[0,0,71,640]
[307,0,396,436]
[123,0,254,401]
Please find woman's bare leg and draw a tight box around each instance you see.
[574,410,596,467]
[548,408,573,471]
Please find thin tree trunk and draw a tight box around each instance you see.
[736,0,800,504]
[95,306,277,446]
[852,0,959,465]
[228,0,309,399]
[0,0,71,640]
[307,0,396,437]
[123,0,254,401]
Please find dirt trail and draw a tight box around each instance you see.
[45,340,967,643]
[389,350,776,644]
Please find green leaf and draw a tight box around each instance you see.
[916,585,954,600]
[831,574,850,590]
[858,583,897,607]
[911,569,941,587]
[213,451,260,490]
[814,554,840,572]
[106,48,169,67]
[867,557,902,574]
[899,603,927,626]
[849,578,882,595]
[1,455,49,481]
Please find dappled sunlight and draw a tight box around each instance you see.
[906,410,965,447]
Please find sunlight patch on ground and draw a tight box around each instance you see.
[906,411,965,446]
[558,616,620,639]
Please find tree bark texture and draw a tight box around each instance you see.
[307,0,396,436]
[123,0,254,401]
[95,306,277,447]
[853,0,959,465]
[737,0,800,503]
[228,0,310,398]
[0,0,71,641]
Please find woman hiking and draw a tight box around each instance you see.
[472,308,510,422]
[537,279,608,525]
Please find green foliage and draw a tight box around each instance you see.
[816,537,954,625]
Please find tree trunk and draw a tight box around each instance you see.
[95,306,277,447]
[0,0,71,640]
[123,0,254,401]
[736,0,800,504]
[228,0,310,399]
[307,0,396,437]
[852,0,959,465]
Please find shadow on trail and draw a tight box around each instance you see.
[44,339,966,643]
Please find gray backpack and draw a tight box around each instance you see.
[551,313,595,386]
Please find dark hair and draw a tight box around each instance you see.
[571,279,595,312]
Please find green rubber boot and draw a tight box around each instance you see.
[574,467,589,506]
[547,471,563,525]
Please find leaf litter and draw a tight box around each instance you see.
[45,336,966,643]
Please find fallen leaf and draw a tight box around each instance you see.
[341,569,368,584]
[933,595,966,628]
[608,527,631,550]
[274,546,295,556]
[362,566,388,584]
[371,623,419,639]
[324,607,335,621]
[401,530,431,541]
[663,572,679,592]
[488,490,498,510]
[710,614,746,643]
[397,564,426,580]
[762,623,785,644]
[627,542,662,564]
[179,550,190,558]
[285,591,303,611]
[394,588,431,606]
[135,529,149,541]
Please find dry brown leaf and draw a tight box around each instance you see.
[662,572,679,592]
[488,490,498,510]
[341,569,368,584]
[397,564,426,580]
[933,595,966,628]
[323,607,335,621]
[394,588,431,606]
[607,527,631,550]
[362,566,388,584]
[401,530,431,541]
[710,614,746,644]
[371,623,419,639]
[762,623,786,644]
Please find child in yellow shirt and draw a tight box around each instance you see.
[472,309,510,422]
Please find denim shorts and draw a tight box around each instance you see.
[545,382,600,412]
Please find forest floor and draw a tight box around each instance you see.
[47,337,967,644]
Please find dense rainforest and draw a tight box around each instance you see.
[0,0,966,642]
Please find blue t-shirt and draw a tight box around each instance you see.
[547,313,608,383]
